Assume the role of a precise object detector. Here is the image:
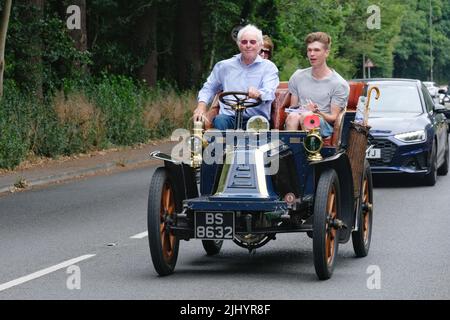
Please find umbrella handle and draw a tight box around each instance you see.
[364,86,381,126]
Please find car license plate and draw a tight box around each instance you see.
[195,212,234,240]
[366,148,381,159]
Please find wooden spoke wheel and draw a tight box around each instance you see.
[313,169,341,280]
[352,160,373,257]
[148,167,179,276]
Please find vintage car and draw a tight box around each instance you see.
[147,82,375,280]
[353,79,449,186]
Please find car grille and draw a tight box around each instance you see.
[367,137,397,166]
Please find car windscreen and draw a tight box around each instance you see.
[367,84,423,113]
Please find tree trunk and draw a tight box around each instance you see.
[0,0,13,99]
[138,4,158,88]
[175,0,202,89]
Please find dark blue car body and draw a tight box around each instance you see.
[354,79,449,185]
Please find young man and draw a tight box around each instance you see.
[285,32,349,137]
[193,25,279,130]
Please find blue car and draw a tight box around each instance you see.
[354,78,449,186]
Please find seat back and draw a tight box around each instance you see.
[204,81,366,133]
[204,95,220,130]
[270,82,291,129]
[325,81,367,147]
[347,81,366,111]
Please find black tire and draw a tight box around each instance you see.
[202,240,223,255]
[313,169,340,280]
[352,160,373,257]
[424,141,437,186]
[437,136,449,176]
[148,167,179,276]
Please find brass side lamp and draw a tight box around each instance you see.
[302,114,324,161]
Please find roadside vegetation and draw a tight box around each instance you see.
[0,77,195,169]
[1,0,450,169]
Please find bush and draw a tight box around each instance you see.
[143,85,196,139]
[0,82,31,168]
[0,75,195,169]
[90,75,148,145]
[53,91,108,154]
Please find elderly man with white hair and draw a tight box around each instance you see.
[193,24,279,130]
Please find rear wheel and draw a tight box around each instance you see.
[148,168,179,276]
[313,169,340,280]
[424,141,437,186]
[352,160,373,257]
[202,240,223,255]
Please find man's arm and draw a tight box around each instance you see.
[193,101,208,122]
[290,94,299,107]
[194,63,223,121]
[316,104,342,124]
[319,81,349,123]
[256,63,279,102]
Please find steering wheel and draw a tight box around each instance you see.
[218,91,262,110]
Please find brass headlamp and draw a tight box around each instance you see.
[189,121,204,167]
[303,114,323,161]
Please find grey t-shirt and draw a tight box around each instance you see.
[288,67,349,113]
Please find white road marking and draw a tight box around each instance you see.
[0,254,96,292]
[130,231,148,239]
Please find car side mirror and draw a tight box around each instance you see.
[438,89,447,94]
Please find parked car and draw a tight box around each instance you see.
[423,81,440,99]
[438,87,448,105]
[353,78,449,186]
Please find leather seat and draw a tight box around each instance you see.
[204,81,366,140]
[204,95,220,130]
[270,82,290,129]
[323,81,366,147]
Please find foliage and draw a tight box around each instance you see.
[2,0,450,169]
[0,81,30,168]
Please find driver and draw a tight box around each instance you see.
[193,24,279,130]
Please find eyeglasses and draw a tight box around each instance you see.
[260,49,271,55]
[240,39,257,45]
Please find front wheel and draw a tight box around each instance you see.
[352,160,373,257]
[424,142,437,186]
[313,169,341,280]
[437,137,449,176]
[148,167,179,276]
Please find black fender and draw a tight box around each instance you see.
[311,152,355,244]
[150,151,199,204]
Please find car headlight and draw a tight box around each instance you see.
[246,115,270,132]
[394,130,426,143]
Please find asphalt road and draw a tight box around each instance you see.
[0,166,450,300]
